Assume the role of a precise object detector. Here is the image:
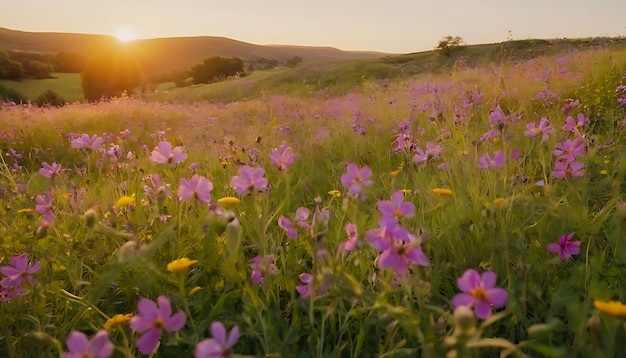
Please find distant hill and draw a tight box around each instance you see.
[0,27,387,75]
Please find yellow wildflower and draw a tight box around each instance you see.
[328,190,342,198]
[400,189,413,194]
[188,286,202,296]
[115,194,135,211]
[217,196,241,207]
[594,300,626,319]
[493,198,506,207]
[104,313,132,330]
[389,170,401,178]
[433,188,453,196]
[460,150,469,156]
[18,208,33,214]
[167,257,198,274]
[600,170,608,175]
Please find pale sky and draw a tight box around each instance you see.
[1,0,625,53]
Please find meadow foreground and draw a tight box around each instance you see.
[0,47,626,357]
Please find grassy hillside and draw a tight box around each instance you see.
[0,27,386,76]
[144,37,626,103]
[2,35,625,104]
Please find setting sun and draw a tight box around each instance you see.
[113,27,136,42]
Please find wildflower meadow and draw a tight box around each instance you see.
[1,46,626,357]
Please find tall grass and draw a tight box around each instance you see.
[0,45,625,357]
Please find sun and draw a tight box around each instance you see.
[113,28,137,43]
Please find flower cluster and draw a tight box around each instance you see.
[0,254,40,302]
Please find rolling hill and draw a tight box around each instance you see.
[0,27,387,75]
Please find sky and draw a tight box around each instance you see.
[1,0,625,54]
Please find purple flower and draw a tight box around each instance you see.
[39,161,62,180]
[339,223,359,252]
[489,105,521,124]
[249,255,277,286]
[62,330,113,358]
[269,142,296,170]
[366,224,429,275]
[194,321,239,358]
[296,273,329,300]
[143,174,172,200]
[479,126,501,142]
[150,141,188,165]
[618,97,626,106]
[178,174,214,204]
[340,163,373,199]
[547,233,580,259]
[35,192,55,226]
[71,134,103,151]
[278,207,311,239]
[229,166,268,195]
[378,191,415,227]
[552,158,585,178]
[524,117,553,141]
[563,113,589,136]
[129,296,186,355]
[412,142,443,165]
[561,99,580,113]
[478,151,505,169]
[450,269,508,319]
[0,254,41,288]
[553,137,586,160]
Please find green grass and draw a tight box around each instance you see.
[0,43,625,358]
[0,72,84,103]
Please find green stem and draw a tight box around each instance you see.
[178,275,199,340]
[0,304,18,358]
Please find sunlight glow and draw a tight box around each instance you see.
[114,28,137,43]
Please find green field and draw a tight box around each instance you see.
[0,42,625,357]
[0,72,84,103]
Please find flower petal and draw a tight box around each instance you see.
[136,328,162,355]
[210,321,227,345]
[474,300,493,319]
[165,311,186,332]
[486,288,508,308]
[226,325,240,348]
[451,293,474,309]
[457,269,480,293]
[480,271,497,289]
[66,331,89,353]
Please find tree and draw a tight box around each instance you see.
[1,60,24,80]
[436,36,466,57]
[55,51,86,73]
[82,49,143,101]
[25,60,52,79]
[286,56,303,68]
[189,57,244,84]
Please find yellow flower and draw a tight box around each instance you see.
[493,198,506,207]
[594,300,626,319]
[217,196,241,207]
[18,208,33,214]
[167,257,198,274]
[433,188,453,196]
[115,194,135,211]
[328,190,342,198]
[188,286,202,296]
[104,313,132,330]
[460,150,469,156]
[600,170,608,175]
[400,189,413,194]
[389,170,401,178]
